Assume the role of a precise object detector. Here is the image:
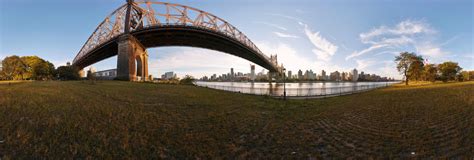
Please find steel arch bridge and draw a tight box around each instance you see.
[72,0,283,81]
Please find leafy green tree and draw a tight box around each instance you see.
[395,52,424,85]
[423,64,437,82]
[180,75,195,85]
[408,57,424,81]
[21,56,55,80]
[460,71,470,81]
[438,61,462,82]
[2,55,27,80]
[56,65,80,80]
[0,60,4,80]
[462,71,474,81]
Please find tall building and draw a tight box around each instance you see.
[359,71,365,81]
[321,70,327,80]
[352,69,358,82]
[341,72,347,81]
[250,65,255,81]
[287,70,292,80]
[211,74,217,81]
[298,70,303,80]
[330,71,341,81]
[230,68,234,80]
[162,71,176,80]
[306,70,315,80]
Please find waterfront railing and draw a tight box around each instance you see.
[195,83,393,98]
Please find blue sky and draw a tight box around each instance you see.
[1,0,473,79]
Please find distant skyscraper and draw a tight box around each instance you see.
[250,65,255,81]
[352,69,358,82]
[307,70,315,80]
[287,70,292,80]
[211,74,217,80]
[298,70,303,80]
[321,70,326,80]
[162,71,176,80]
[330,71,341,81]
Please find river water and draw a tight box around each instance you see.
[194,81,400,97]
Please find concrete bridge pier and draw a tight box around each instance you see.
[117,34,149,81]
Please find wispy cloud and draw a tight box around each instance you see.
[273,32,299,38]
[346,44,388,60]
[440,35,460,46]
[348,19,448,61]
[254,21,287,31]
[359,20,435,43]
[302,23,338,61]
[266,13,303,22]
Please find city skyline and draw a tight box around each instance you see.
[198,66,394,82]
[1,0,472,79]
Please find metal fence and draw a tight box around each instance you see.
[195,83,393,98]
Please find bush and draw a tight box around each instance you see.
[56,66,80,80]
[179,75,195,85]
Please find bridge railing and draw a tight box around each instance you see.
[195,83,393,98]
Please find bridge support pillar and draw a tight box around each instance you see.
[78,69,85,78]
[268,72,276,82]
[117,34,149,81]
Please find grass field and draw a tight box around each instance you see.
[0,81,473,158]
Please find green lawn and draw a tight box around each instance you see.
[0,81,473,158]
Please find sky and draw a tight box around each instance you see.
[1,0,473,79]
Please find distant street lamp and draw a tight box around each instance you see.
[283,68,286,100]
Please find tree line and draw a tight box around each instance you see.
[395,52,473,85]
[0,55,79,81]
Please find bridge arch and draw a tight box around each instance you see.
[135,55,142,78]
[72,0,283,81]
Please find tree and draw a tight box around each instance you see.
[460,71,470,81]
[1,55,27,80]
[21,56,55,80]
[180,75,195,85]
[423,64,437,82]
[56,65,80,80]
[408,57,424,81]
[460,71,474,81]
[395,52,424,85]
[438,61,462,82]
[0,59,4,80]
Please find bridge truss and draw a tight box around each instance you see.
[73,0,282,73]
